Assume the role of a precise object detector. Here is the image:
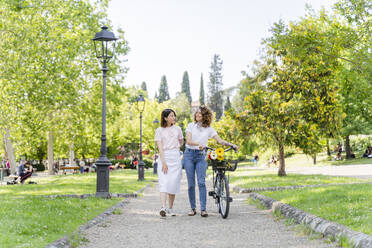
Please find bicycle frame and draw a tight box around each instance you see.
[205,146,237,218]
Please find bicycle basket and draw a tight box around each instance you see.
[210,159,238,171]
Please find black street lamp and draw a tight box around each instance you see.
[92,26,117,197]
[136,94,146,181]
[153,118,159,174]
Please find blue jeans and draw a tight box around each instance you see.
[184,148,208,211]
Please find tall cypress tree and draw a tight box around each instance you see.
[224,96,232,111]
[199,73,205,105]
[158,75,170,103]
[208,54,223,120]
[141,81,147,92]
[181,71,192,103]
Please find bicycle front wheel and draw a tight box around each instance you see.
[217,174,230,218]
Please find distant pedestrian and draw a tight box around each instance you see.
[6,159,10,176]
[79,159,85,173]
[18,161,33,184]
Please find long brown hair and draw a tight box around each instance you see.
[194,106,212,127]
[161,109,176,127]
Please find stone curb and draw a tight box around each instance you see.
[41,193,138,199]
[233,182,370,193]
[45,182,154,248]
[248,192,372,248]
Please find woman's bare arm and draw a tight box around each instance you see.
[157,140,168,174]
[186,132,203,150]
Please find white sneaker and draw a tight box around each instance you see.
[160,207,167,217]
[167,208,176,216]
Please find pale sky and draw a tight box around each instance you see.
[107,0,337,101]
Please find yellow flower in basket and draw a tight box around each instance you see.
[217,155,224,161]
[216,147,224,156]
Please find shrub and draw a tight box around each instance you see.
[32,163,45,172]
[143,159,153,168]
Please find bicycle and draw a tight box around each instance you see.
[205,146,238,218]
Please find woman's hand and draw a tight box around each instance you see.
[198,144,204,150]
[232,144,239,151]
[162,163,168,174]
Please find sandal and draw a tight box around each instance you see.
[201,211,208,217]
[188,209,197,216]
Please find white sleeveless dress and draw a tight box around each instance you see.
[157,149,182,194]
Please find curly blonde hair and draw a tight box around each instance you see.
[194,106,213,127]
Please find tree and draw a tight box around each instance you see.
[207,54,224,120]
[181,71,192,103]
[0,0,129,169]
[141,81,147,92]
[158,75,170,103]
[332,0,372,158]
[169,93,192,130]
[199,73,205,105]
[233,16,343,176]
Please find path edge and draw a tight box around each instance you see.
[247,192,372,248]
[45,182,154,248]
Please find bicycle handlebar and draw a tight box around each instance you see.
[204,146,237,153]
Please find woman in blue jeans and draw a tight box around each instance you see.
[184,106,238,217]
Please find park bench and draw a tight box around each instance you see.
[59,166,80,174]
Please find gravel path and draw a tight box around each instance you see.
[79,171,335,248]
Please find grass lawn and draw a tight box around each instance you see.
[0,169,156,248]
[261,183,372,235]
[0,169,156,196]
[230,173,367,189]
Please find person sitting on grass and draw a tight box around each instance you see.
[18,161,33,184]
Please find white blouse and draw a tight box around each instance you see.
[185,123,217,150]
[155,125,184,151]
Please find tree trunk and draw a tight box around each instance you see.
[47,130,54,175]
[326,139,331,156]
[345,135,352,159]
[3,128,16,174]
[2,136,8,160]
[278,142,286,176]
[313,154,317,165]
[69,143,75,166]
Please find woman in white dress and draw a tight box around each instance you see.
[155,109,184,217]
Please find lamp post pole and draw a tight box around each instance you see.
[138,111,145,180]
[153,118,159,174]
[95,59,110,197]
[92,26,117,197]
[136,94,146,181]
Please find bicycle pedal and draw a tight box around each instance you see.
[208,191,215,197]
[229,197,233,202]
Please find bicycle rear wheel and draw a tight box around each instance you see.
[217,174,230,218]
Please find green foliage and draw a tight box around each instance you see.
[0,0,129,161]
[32,163,45,172]
[169,93,192,130]
[350,135,372,152]
[207,54,224,120]
[181,71,192,103]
